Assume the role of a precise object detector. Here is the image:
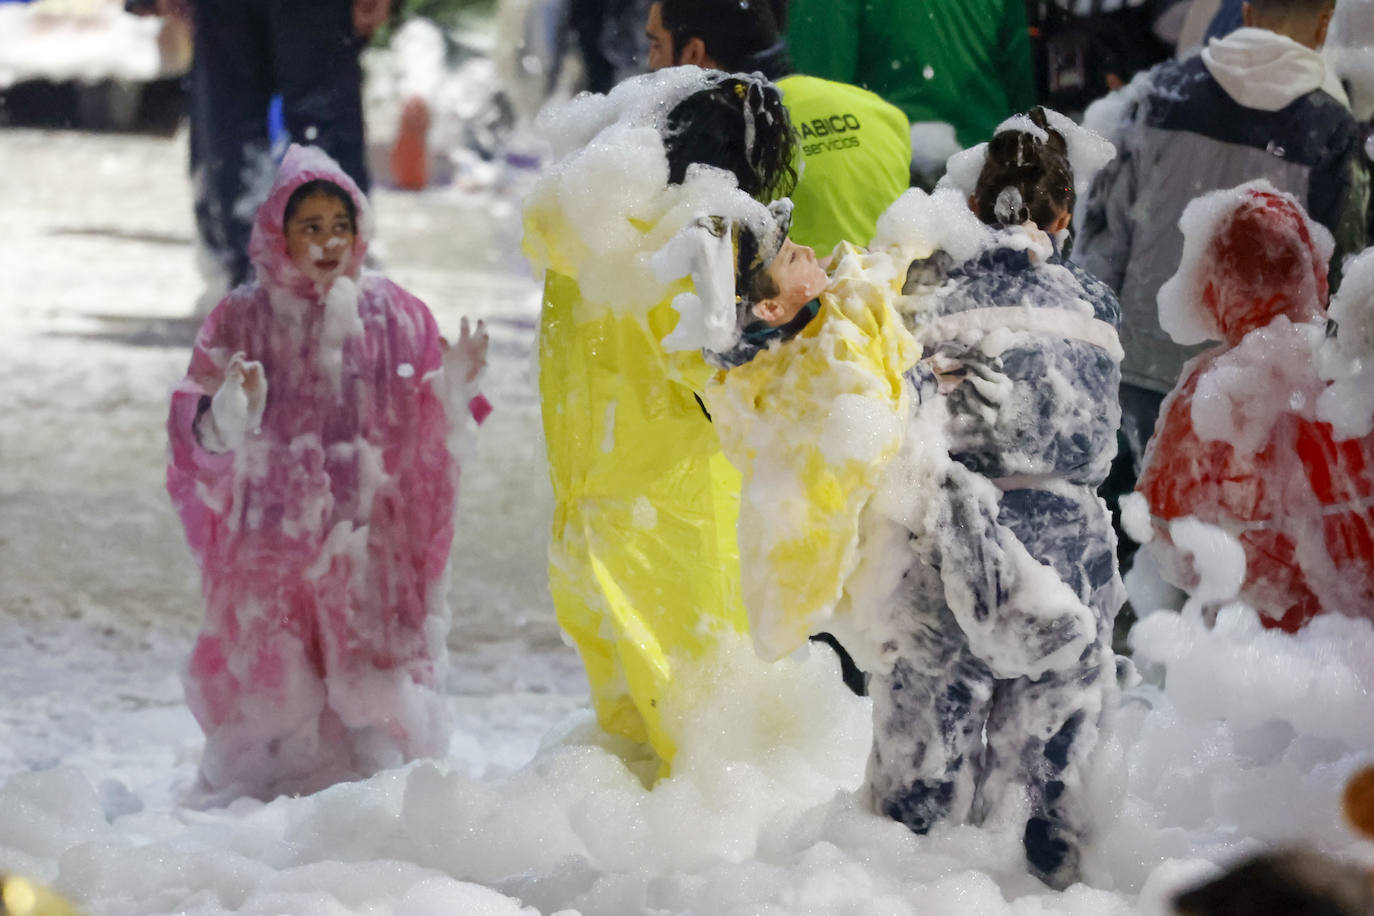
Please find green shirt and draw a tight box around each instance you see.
[786,0,1036,150]
[778,74,912,255]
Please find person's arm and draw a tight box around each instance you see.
[1308,118,1369,277]
[1072,114,1139,295]
[385,284,462,587]
[192,354,267,453]
[786,0,861,83]
[939,341,1115,481]
[927,461,1095,680]
[167,300,251,563]
[440,317,492,424]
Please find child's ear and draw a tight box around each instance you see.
[751,298,786,324]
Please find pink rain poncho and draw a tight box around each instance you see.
[1137,187,1374,631]
[167,146,457,802]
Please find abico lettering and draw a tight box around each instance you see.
[798,113,863,140]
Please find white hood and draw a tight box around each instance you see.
[1202,27,1346,111]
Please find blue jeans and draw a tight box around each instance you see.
[189,0,368,288]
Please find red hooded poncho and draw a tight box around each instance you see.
[1138,186,1374,631]
[167,145,457,801]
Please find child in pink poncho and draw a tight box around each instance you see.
[167,144,489,804]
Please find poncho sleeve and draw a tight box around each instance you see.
[166,293,254,565]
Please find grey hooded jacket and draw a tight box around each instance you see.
[1072,28,1368,393]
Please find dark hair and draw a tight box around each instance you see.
[283,179,358,232]
[662,75,798,201]
[1171,848,1373,916]
[741,234,780,304]
[732,217,784,322]
[657,0,791,78]
[970,107,1074,231]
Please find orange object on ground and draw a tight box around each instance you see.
[389,96,431,191]
[1344,764,1374,840]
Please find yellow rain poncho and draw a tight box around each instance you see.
[704,244,921,660]
[524,154,754,768]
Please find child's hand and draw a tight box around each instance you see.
[442,318,489,385]
[1019,220,1055,265]
[439,319,490,425]
[208,352,268,450]
[927,351,967,394]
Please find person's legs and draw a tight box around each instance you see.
[866,564,996,835]
[1100,383,1164,563]
[974,487,1120,888]
[185,567,338,804]
[1119,383,1167,476]
[268,0,370,196]
[1099,382,1165,646]
[190,0,275,289]
[975,647,1112,890]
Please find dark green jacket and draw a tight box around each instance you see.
[787,0,1036,149]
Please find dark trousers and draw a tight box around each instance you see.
[867,483,1121,890]
[190,0,369,289]
[1099,381,1167,572]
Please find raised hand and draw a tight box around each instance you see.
[208,352,268,450]
[449,317,489,384]
[439,318,491,425]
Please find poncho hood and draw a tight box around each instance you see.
[248,144,374,298]
[1200,189,1330,345]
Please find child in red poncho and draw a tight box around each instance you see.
[1136,181,1374,631]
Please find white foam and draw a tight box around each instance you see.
[1318,247,1374,438]
[1167,517,1247,614]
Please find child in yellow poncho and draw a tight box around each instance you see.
[660,200,921,664]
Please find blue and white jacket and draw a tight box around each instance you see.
[898,237,1126,677]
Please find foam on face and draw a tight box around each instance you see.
[317,275,364,389]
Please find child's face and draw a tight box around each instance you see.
[285,191,357,285]
[754,238,829,327]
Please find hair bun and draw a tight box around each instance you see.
[971,107,1076,231]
